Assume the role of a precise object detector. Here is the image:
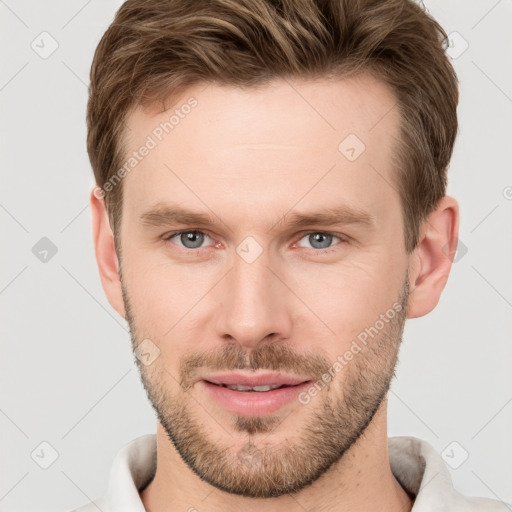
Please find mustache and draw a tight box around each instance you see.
[179,343,332,390]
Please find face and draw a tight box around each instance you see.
[117,74,411,497]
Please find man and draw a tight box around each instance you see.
[73,0,504,510]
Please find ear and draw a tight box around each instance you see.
[406,195,460,319]
[90,188,126,318]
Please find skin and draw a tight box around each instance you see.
[91,73,459,511]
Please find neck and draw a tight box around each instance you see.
[141,399,414,512]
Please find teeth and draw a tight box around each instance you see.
[224,384,282,392]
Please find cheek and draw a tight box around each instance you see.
[121,248,219,343]
[290,256,405,347]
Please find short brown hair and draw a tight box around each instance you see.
[87,0,458,252]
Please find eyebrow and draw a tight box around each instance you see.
[139,204,375,231]
[140,206,219,227]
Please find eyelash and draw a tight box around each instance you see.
[163,230,348,255]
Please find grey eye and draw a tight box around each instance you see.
[178,231,206,249]
[307,233,334,249]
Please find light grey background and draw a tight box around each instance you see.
[1,1,511,510]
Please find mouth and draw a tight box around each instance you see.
[206,382,296,392]
[199,372,313,417]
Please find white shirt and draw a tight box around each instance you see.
[70,435,507,511]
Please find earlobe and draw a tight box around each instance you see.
[90,189,126,318]
[406,196,460,319]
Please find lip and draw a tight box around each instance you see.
[199,372,313,417]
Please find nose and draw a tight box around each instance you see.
[215,248,293,349]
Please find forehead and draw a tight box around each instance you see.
[120,74,401,228]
